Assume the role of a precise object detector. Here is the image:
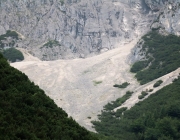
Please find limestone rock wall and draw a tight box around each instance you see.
[0,0,167,60]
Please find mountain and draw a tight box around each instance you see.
[0,0,164,60]
[3,0,180,136]
[91,30,180,139]
[1,0,179,60]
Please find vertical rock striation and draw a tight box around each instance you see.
[2,0,180,61]
[0,0,159,60]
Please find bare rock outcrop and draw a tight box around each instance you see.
[0,0,158,60]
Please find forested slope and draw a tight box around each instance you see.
[0,53,97,140]
[131,31,180,84]
[92,72,180,140]
[92,31,180,140]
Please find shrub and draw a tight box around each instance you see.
[0,30,18,41]
[113,82,130,88]
[0,30,19,48]
[93,80,102,86]
[138,91,148,99]
[60,0,64,5]
[138,95,144,99]
[103,91,133,111]
[2,48,24,62]
[141,91,148,96]
[42,40,61,48]
[153,80,163,87]
[149,89,153,92]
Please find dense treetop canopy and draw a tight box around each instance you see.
[0,53,97,140]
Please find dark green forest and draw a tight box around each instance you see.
[0,53,98,140]
[131,31,180,84]
[92,74,180,140]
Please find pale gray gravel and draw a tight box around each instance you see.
[11,39,140,131]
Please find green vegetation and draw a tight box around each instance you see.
[96,91,133,111]
[42,40,61,48]
[131,31,180,84]
[93,80,102,86]
[60,0,64,5]
[153,80,163,87]
[0,30,19,40]
[0,30,19,48]
[2,48,24,62]
[92,31,180,139]
[114,107,127,118]
[91,133,116,140]
[113,82,130,88]
[92,75,180,140]
[83,70,90,74]
[0,53,98,140]
[130,60,151,73]
[138,91,148,99]
[149,89,153,92]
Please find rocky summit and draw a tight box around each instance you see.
[0,0,173,60]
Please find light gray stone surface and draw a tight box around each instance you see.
[0,0,160,60]
[11,39,140,132]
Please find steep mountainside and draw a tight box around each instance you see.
[0,0,161,60]
[92,73,180,140]
[0,53,98,140]
[152,0,180,35]
[6,0,180,134]
[1,0,180,60]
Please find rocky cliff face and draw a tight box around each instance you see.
[157,0,180,35]
[0,0,177,60]
[130,0,180,64]
[146,0,180,35]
